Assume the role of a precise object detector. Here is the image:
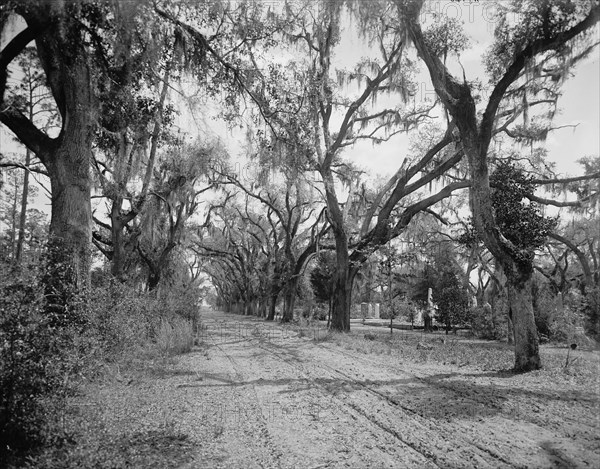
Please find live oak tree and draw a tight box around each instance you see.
[156,1,472,330]
[215,165,329,322]
[402,0,600,370]
[1,2,99,313]
[251,3,472,331]
[133,142,216,291]
[0,0,265,313]
[92,1,270,283]
[0,0,174,320]
[91,29,181,282]
[199,201,268,316]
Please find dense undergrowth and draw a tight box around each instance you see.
[0,271,198,467]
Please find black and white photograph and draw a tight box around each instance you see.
[1,0,599,467]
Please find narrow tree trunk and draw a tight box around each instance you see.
[15,149,31,264]
[9,176,19,260]
[259,298,266,318]
[110,198,128,280]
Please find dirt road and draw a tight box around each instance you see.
[85,310,600,469]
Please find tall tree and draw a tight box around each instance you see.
[402,0,600,370]
[0,1,170,321]
[1,2,102,310]
[216,165,329,322]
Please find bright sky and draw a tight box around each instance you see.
[329,0,600,179]
[196,0,599,185]
[2,1,599,210]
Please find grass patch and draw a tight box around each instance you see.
[329,330,599,384]
[155,317,195,356]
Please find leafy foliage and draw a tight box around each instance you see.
[423,13,470,60]
[0,271,89,459]
[0,278,54,455]
[460,162,558,253]
[310,251,336,306]
[484,0,597,81]
[582,287,600,338]
[490,162,558,251]
[433,267,470,331]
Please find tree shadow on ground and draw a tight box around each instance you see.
[423,372,598,405]
[179,369,598,424]
[539,440,582,468]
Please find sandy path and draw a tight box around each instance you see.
[86,309,599,468]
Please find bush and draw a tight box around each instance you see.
[470,305,506,340]
[313,306,328,321]
[1,272,201,462]
[582,287,600,338]
[88,281,200,359]
[88,282,158,357]
[157,285,200,328]
[0,277,72,457]
[155,317,195,356]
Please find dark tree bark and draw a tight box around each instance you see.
[282,278,299,323]
[403,0,599,371]
[1,5,97,322]
[15,150,31,264]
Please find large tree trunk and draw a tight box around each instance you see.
[147,268,160,291]
[330,243,356,332]
[505,263,540,371]
[267,293,278,321]
[282,278,298,323]
[507,310,515,345]
[28,13,96,325]
[404,6,549,371]
[44,137,93,325]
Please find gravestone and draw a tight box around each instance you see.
[373,303,380,319]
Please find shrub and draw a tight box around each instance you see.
[88,282,200,359]
[470,305,506,340]
[313,306,328,321]
[88,282,158,357]
[157,285,200,326]
[0,277,69,457]
[582,287,600,338]
[155,317,195,356]
[1,271,201,462]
